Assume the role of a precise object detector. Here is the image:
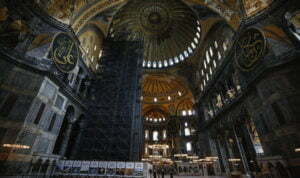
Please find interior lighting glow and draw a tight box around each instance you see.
[3,144,30,149]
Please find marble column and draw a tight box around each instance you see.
[233,126,253,178]
[216,138,231,177]
[58,123,73,157]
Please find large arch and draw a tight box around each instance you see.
[52,105,75,156]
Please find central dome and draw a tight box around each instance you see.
[110,0,201,69]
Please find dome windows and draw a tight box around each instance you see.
[191,42,196,49]
[209,46,214,57]
[223,41,228,51]
[179,54,184,61]
[158,61,162,68]
[153,61,157,68]
[197,26,201,32]
[218,51,222,60]
[164,60,168,67]
[169,58,174,66]
[178,91,182,96]
[194,37,199,44]
[184,50,189,58]
[174,57,179,63]
[214,41,218,48]
[188,47,193,54]
[206,51,210,64]
[147,61,151,68]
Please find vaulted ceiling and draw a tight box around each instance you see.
[32,0,275,117]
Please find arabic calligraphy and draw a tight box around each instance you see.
[51,33,78,72]
[235,28,266,71]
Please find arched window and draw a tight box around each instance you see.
[179,54,184,61]
[153,61,157,68]
[182,110,187,116]
[214,41,218,48]
[196,32,200,38]
[191,42,196,49]
[98,50,103,58]
[145,130,149,140]
[164,60,168,67]
[174,57,179,63]
[184,128,191,136]
[169,58,174,66]
[197,26,201,32]
[218,51,222,60]
[213,60,217,68]
[194,37,198,44]
[184,50,189,58]
[147,61,151,68]
[153,131,159,141]
[186,142,192,151]
[188,47,193,54]
[223,41,227,51]
[188,110,192,116]
[158,61,162,68]
[209,46,213,57]
[163,130,167,140]
[206,51,210,64]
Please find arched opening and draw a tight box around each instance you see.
[53,105,75,155]
[65,114,85,159]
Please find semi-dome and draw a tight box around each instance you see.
[142,74,188,104]
[110,0,201,69]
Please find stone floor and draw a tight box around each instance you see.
[156,176,225,178]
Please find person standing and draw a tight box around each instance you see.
[153,170,157,178]
[170,170,174,178]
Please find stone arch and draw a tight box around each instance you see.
[65,114,85,159]
[275,161,290,178]
[53,105,75,155]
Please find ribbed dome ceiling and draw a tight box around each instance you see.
[110,0,201,69]
[142,74,187,98]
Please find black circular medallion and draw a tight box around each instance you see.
[51,33,78,73]
[235,28,266,71]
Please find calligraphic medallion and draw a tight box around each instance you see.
[235,28,266,71]
[50,33,78,72]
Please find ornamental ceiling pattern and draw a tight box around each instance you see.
[110,0,201,69]
[141,74,195,116]
[33,0,273,32]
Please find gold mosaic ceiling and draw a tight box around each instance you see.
[110,0,201,69]
[142,74,188,104]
